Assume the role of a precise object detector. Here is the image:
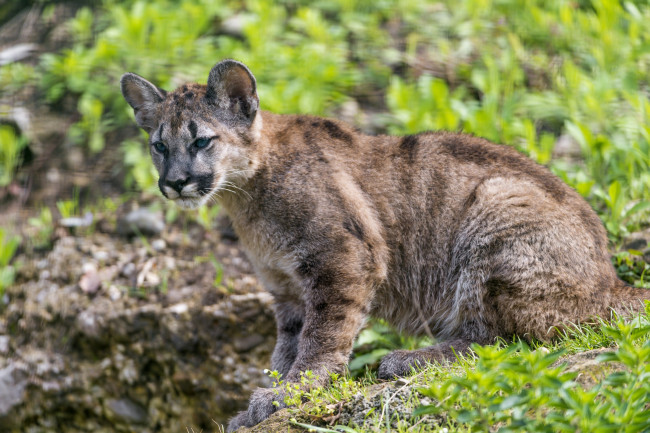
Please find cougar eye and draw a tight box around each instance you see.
[194,137,211,149]
[152,141,166,153]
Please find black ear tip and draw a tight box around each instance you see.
[120,72,140,90]
[120,72,138,81]
[218,58,249,69]
[209,59,256,86]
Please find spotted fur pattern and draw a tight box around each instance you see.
[120,60,650,432]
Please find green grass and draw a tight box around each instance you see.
[284,304,650,433]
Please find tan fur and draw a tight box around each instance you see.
[120,60,650,431]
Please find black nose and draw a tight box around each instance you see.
[165,176,190,193]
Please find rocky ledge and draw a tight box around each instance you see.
[0,211,276,432]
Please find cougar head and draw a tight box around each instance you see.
[120,59,261,209]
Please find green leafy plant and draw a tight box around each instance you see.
[196,204,220,231]
[0,126,27,187]
[27,206,54,249]
[267,368,363,420]
[613,250,650,289]
[0,228,20,299]
[121,137,158,193]
[414,305,650,432]
[350,320,432,376]
[56,190,80,219]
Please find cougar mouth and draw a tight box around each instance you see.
[175,197,203,209]
[158,184,202,209]
[160,174,215,209]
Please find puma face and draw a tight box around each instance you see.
[120,60,262,209]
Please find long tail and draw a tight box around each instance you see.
[607,279,650,316]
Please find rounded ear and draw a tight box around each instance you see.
[206,59,259,126]
[120,73,167,132]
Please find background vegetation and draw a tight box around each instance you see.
[1,0,650,431]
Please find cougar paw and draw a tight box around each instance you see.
[227,410,250,432]
[227,388,286,432]
[377,350,421,380]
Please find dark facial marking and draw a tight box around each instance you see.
[195,173,214,195]
[170,110,183,131]
[157,123,164,140]
[188,120,197,139]
[237,131,252,146]
[322,120,353,145]
[158,160,171,198]
[184,91,194,99]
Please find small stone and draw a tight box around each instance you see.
[118,208,165,237]
[0,335,9,354]
[0,43,38,65]
[82,262,97,274]
[93,250,109,262]
[60,211,93,228]
[41,381,61,392]
[221,14,246,37]
[0,365,27,416]
[163,257,176,270]
[107,285,122,301]
[338,99,360,124]
[121,262,136,278]
[233,334,265,352]
[79,268,101,294]
[105,398,148,424]
[145,272,160,286]
[167,303,188,315]
[552,134,582,159]
[624,238,647,251]
[395,378,409,387]
[151,239,166,251]
[76,309,104,338]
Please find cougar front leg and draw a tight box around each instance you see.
[228,267,372,432]
[287,282,371,383]
[270,302,304,377]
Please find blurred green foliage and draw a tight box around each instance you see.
[8,0,648,236]
[4,0,650,233]
[0,126,27,187]
[0,228,20,299]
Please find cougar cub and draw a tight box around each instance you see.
[121,59,649,431]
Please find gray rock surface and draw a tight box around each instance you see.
[0,365,27,417]
[0,228,277,432]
